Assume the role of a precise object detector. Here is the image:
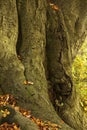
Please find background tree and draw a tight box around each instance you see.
[0,0,87,130]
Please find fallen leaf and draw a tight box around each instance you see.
[24,80,28,85]
[27,81,34,85]
[49,3,59,11]
[24,80,34,85]
[0,109,10,118]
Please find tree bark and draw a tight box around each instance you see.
[0,0,87,130]
[46,1,87,130]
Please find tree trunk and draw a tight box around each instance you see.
[0,0,87,130]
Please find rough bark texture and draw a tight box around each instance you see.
[0,0,87,130]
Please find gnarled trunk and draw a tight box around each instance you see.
[0,0,87,130]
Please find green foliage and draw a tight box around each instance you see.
[72,38,87,95]
[72,55,87,84]
[72,38,87,112]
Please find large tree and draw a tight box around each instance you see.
[0,0,87,130]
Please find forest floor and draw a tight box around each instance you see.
[0,94,64,130]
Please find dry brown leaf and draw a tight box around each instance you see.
[24,80,34,85]
[49,3,59,11]
[0,94,62,130]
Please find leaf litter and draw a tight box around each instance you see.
[0,94,63,130]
